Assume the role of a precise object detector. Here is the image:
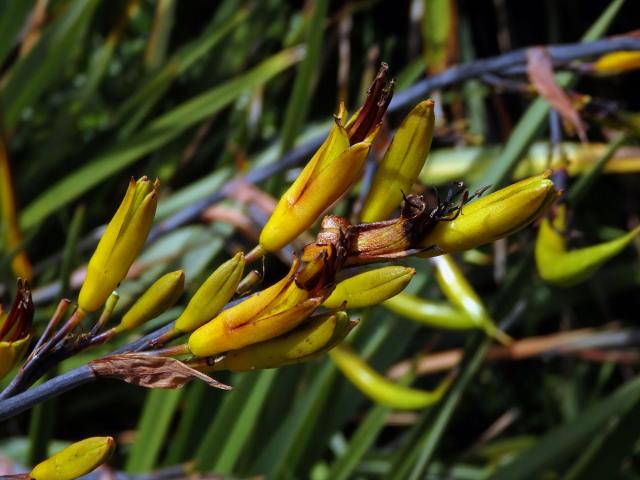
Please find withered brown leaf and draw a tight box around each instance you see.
[526,47,587,142]
[89,353,231,390]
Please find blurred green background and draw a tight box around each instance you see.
[1,0,640,478]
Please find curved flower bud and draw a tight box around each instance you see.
[174,253,245,333]
[418,172,559,256]
[323,266,415,309]
[383,292,475,330]
[211,311,357,372]
[30,436,115,480]
[188,257,330,357]
[329,345,451,410]
[431,255,510,344]
[117,270,185,331]
[259,65,394,253]
[79,177,159,312]
[0,279,33,380]
[361,99,435,222]
[535,204,640,287]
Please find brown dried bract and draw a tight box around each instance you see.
[526,47,587,142]
[89,353,231,390]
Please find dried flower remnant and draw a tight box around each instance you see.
[89,353,231,390]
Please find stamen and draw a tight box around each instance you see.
[347,63,395,144]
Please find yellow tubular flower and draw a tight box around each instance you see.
[329,345,451,410]
[117,270,185,331]
[174,253,245,333]
[432,254,510,344]
[259,64,394,253]
[188,259,327,357]
[79,177,159,312]
[593,51,640,75]
[361,99,435,222]
[535,204,640,287]
[259,112,371,252]
[30,436,115,480]
[211,311,357,372]
[323,266,415,309]
[418,172,559,256]
[383,292,476,330]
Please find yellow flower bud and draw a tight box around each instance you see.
[260,111,371,252]
[593,51,640,75]
[30,436,115,480]
[323,266,415,309]
[79,177,159,312]
[535,204,640,287]
[383,293,475,329]
[418,172,559,256]
[329,345,451,410]
[188,259,327,357]
[211,311,356,372]
[361,99,435,222]
[117,270,185,331]
[174,253,245,333]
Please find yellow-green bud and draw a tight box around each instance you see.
[175,253,245,333]
[361,99,435,222]
[432,254,511,344]
[118,270,185,331]
[30,436,115,480]
[211,311,356,371]
[535,204,640,287]
[323,266,415,309]
[329,345,451,410]
[383,293,475,330]
[79,177,159,312]
[419,172,559,256]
